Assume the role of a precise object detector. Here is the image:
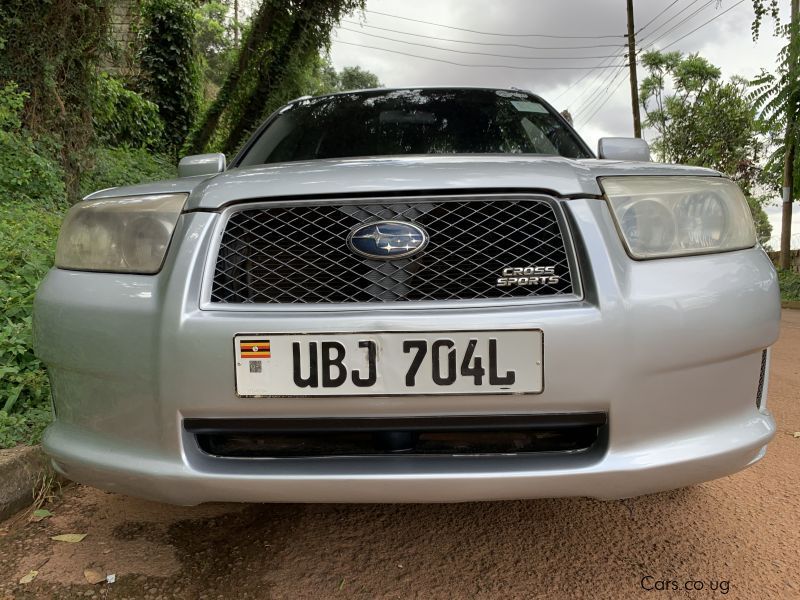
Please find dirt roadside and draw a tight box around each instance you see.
[1,313,798,600]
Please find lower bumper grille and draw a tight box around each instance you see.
[210,196,576,304]
[186,414,607,458]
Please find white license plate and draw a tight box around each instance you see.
[234,330,543,397]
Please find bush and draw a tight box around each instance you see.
[0,1,111,202]
[0,82,65,206]
[92,73,165,150]
[0,144,176,447]
[0,201,63,448]
[778,269,800,302]
[80,146,177,198]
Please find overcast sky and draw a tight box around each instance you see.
[328,0,796,248]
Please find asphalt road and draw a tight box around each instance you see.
[2,312,799,600]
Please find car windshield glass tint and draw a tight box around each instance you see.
[241,89,590,165]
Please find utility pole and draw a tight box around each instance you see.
[781,0,800,269]
[625,0,642,138]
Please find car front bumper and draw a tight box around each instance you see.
[34,198,780,504]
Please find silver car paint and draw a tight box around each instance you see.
[85,155,720,209]
[36,156,778,504]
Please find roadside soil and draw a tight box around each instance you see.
[1,312,799,600]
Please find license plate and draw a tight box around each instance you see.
[234,330,543,397]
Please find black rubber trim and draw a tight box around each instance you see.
[184,413,607,435]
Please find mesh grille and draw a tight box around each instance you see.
[210,198,574,304]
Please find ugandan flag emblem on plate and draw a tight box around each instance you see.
[239,340,271,359]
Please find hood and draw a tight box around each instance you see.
[85,155,721,210]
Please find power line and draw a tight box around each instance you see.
[340,19,625,50]
[575,67,626,123]
[335,40,627,70]
[640,0,716,50]
[573,65,628,119]
[336,27,624,60]
[580,69,629,124]
[579,69,630,125]
[364,9,624,39]
[658,0,747,50]
[571,61,627,115]
[562,54,626,107]
[638,0,705,45]
[636,0,682,33]
[551,51,627,103]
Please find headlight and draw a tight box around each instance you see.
[600,176,756,259]
[55,193,187,273]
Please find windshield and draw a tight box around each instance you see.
[238,88,591,166]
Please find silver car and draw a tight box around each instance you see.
[34,88,779,504]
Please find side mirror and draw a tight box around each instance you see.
[178,153,226,178]
[597,137,651,162]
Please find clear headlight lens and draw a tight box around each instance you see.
[55,193,187,273]
[600,176,756,259]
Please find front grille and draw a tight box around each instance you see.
[210,197,575,304]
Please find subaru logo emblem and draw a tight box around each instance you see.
[347,220,429,260]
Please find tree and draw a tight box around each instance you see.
[195,1,237,93]
[336,66,381,91]
[639,50,772,244]
[304,57,382,95]
[750,0,800,267]
[186,0,366,157]
[138,0,201,155]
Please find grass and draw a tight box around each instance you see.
[31,468,61,513]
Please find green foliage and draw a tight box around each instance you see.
[0,201,63,448]
[311,56,342,95]
[750,0,781,40]
[139,0,202,153]
[188,0,367,156]
[195,1,237,92]
[79,147,177,198]
[640,51,757,175]
[288,55,382,97]
[639,50,772,245]
[0,407,52,449]
[749,2,800,263]
[0,0,111,201]
[92,73,165,150]
[0,83,66,207]
[749,14,800,200]
[778,268,800,301]
[0,81,26,131]
[747,196,773,247]
[335,65,382,91]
